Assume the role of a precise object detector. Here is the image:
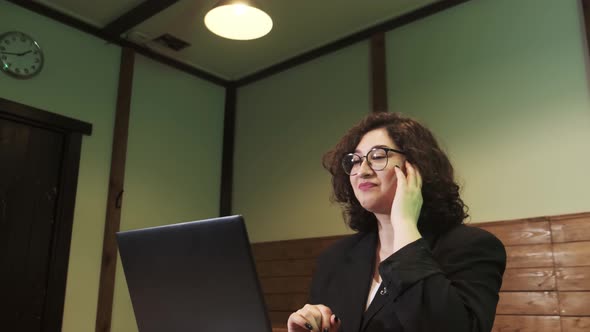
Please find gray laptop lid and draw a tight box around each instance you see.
[116,215,272,332]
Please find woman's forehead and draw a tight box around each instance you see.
[354,128,397,151]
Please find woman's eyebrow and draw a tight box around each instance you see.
[354,145,392,153]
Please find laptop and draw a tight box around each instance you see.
[116,215,273,332]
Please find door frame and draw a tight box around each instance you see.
[0,97,91,332]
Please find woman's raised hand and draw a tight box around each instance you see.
[287,304,340,332]
[391,161,423,252]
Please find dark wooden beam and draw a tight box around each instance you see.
[582,0,590,48]
[6,0,228,86]
[235,0,472,87]
[370,32,388,113]
[95,47,135,332]
[0,97,92,135]
[102,0,179,37]
[219,85,237,216]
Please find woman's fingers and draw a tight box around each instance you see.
[287,304,336,332]
[316,305,333,332]
[330,314,341,332]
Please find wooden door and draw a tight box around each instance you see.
[0,117,65,331]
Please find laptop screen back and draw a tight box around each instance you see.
[116,215,272,332]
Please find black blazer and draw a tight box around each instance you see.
[309,224,506,332]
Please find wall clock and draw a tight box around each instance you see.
[0,31,44,79]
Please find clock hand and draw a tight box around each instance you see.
[1,50,32,56]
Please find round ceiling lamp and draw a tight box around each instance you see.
[204,0,273,40]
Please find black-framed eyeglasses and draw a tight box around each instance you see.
[341,147,405,176]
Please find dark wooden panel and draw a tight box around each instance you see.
[370,32,387,113]
[491,315,561,332]
[505,244,554,269]
[501,268,556,291]
[551,213,590,243]
[265,293,308,312]
[556,267,590,291]
[272,328,289,332]
[0,97,91,135]
[219,86,236,216]
[268,311,291,327]
[559,292,590,316]
[260,276,312,294]
[256,259,316,278]
[476,218,551,245]
[562,316,590,332]
[496,292,559,315]
[95,48,134,332]
[102,0,179,36]
[553,242,590,267]
[252,236,344,261]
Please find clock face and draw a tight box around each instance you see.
[0,31,44,79]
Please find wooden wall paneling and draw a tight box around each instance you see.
[476,217,551,245]
[268,312,291,327]
[252,236,344,261]
[556,267,590,291]
[505,244,554,269]
[553,242,590,267]
[259,276,312,294]
[95,48,135,332]
[561,317,590,332]
[491,315,561,332]
[550,213,590,243]
[265,293,308,312]
[256,259,316,278]
[501,268,556,291]
[496,291,559,315]
[559,292,590,316]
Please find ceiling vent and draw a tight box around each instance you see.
[152,33,191,51]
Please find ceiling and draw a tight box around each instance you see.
[32,0,440,81]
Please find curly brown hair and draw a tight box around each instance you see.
[322,112,468,235]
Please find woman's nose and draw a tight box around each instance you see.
[358,158,373,177]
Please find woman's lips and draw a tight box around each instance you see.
[358,182,377,191]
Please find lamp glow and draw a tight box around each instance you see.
[205,1,272,40]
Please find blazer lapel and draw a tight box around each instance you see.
[360,281,391,331]
[332,231,377,332]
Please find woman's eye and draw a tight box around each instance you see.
[371,155,386,160]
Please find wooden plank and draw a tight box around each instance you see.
[491,315,561,332]
[559,292,590,316]
[370,32,388,113]
[556,267,590,291]
[268,311,291,327]
[555,267,590,291]
[252,236,343,261]
[496,292,559,315]
[553,242,590,267]
[265,293,308,312]
[95,48,134,332]
[505,244,554,269]
[562,317,590,332]
[551,213,590,243]
[501,268,556,291]
[256,259,316,277]
[219,86,236,216]
[476,218,551,245]
[260,276,312,294]
[102,0,179,36]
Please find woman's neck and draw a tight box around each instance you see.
[375,213,394,261]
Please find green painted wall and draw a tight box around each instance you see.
[1,3,226,332]
[111,54,225,332]
[0,2,119,331]
[387,0,590,223]
[233,42,370,242]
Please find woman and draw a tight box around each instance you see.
[287,112,506,332]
